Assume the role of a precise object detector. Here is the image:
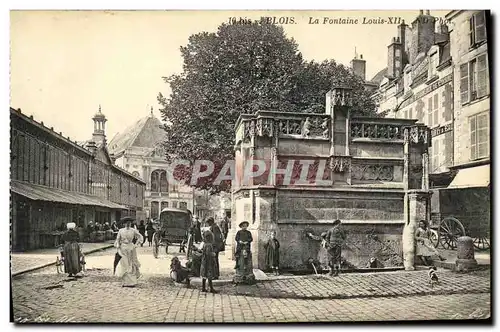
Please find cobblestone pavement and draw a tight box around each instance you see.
[10,242,114,275]
[219,269,490,299]
[11,247,491,323]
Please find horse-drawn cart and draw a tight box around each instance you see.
[152,208,192,258]
[430,186,490,251]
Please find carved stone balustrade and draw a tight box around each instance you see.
[235,111,331,144]
[329,155,351,173]
[351,121,405,140]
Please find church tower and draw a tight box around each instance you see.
[92,104,107,146]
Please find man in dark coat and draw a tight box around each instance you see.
[220,215,230,241]
[206,217,224,280]
[324,219,346,276]
[190,216,202,243]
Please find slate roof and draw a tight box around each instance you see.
[369,67,388,86]
[108,115,165,156]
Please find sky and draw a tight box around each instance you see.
[10,10,450,143]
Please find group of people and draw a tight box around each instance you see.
[57,215,446,290]
[305,218,446,276]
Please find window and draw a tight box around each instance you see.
[161,201,169,211]
[179,201,188,210]
[404,71,412,92]
[469,11,487,46]
[151,201,159,220]
[427,97,433,126]
[431,138,440,173]
[470,112,489,160]
[395,49,401,57]
[172,201,178,209]
[460,54,489,104]
[433,94,439,126]
[150,169,169,193]
[428,53,438,78]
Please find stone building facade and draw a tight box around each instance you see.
[371,11,454,178]
[370,10,490,231]
[231,88,432,270]
[10,107,145,251]
[108,110,210,220]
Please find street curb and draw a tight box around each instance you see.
[180,269,269,286]
[11,244,115,277]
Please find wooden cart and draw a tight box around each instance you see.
[152,208,192,258]
[430,186,490,251]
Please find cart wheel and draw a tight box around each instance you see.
[438,217,466,250]
[429,229,439,248]
[186,233,194,260]
[473,237,490,251]
[152,233,159,258]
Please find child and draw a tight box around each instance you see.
[234,221,253,269]
[200,230,217,293]
[170,256,192,288]
[264,231,280,275]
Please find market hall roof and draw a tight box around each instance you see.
[10,107,145,185]
[108,113,165,156]
[10,180,127,210]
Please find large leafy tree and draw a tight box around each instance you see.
[158,20,377,193]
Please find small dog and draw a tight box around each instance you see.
[428,266,439,288]
[170,256,192,288]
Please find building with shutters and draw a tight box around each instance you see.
[107,108,211,220]
[369,10,490,227]
[10,107,146,251]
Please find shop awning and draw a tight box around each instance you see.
[10,180,126,209]
[448,164,490,189]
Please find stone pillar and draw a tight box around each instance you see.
[455,236,478,272]
[422,152,429,191]
[403,190,431,270]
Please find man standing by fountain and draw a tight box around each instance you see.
[325,219,346,276]
[309,219,346,277]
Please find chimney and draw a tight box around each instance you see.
[87,141,97,154]
[409,10,436,64]
[350,52,366,81]
[387,36,403,78]
[397,20,408,70]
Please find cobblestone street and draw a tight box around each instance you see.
[11,247,491,323]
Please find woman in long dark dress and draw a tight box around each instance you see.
[138,220,146,247]
[200,230,217,293]
[60,222,82,277]
[264,231,280,275]
[145,220,155,247]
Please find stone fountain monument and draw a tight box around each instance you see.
[232,87,432,271]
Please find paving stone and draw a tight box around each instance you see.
[11,246,491,323]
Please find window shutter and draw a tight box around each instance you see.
[477,113,489,158]
[469,16,475,46]
[433,94,439,125]
[427,97,433,126]
[470,116,477,160]
[474,11,487,43]
[460,63,469,104]
[476,54,488,98]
